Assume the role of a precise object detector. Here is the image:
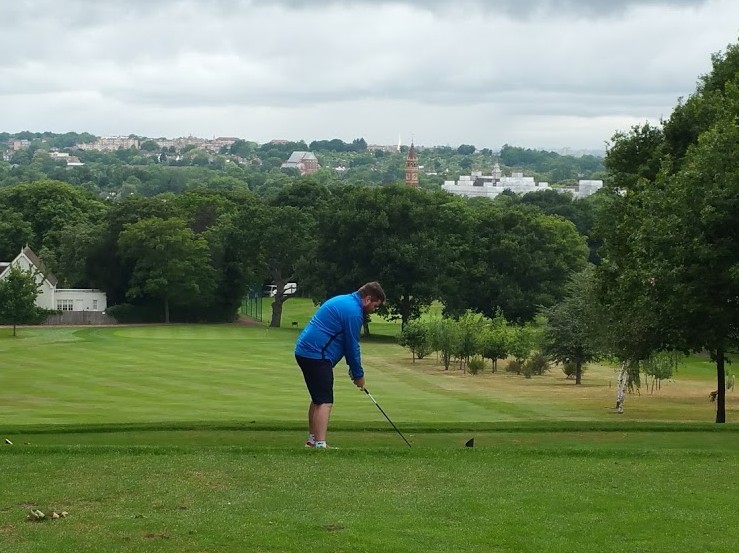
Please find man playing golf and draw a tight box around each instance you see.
[295,281,386,448]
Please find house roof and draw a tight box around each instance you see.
[24,246,58,286]
[0,246,59,287]
[285,151,317,163]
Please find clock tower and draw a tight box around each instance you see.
[404,142,419,187]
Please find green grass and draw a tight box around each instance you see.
[2,322,731,427]
[2,436,739,553]
[1,311,738,552]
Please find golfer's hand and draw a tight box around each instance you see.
[353,377,365,390]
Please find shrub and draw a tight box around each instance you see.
[506,359,524,375]
[467,356,485,375]
[398,319,433,362]
[562,360,578,379]
[105,303,162,323]
[562,360,588,379]
[526,352,550,376]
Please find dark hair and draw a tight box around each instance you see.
[358,281,386,302]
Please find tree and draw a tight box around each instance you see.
[0,180,107,256]
[477,310,510,373]
[652,117,739,422]
[398,319,433,362]
[140,140,160,152]
[598,40,739,422]
[0,209,34,260]
[0,265,41,336]
[593,181,670,413]
[442,202,589,323]
[605,123,664,189]
[88,195,178,305]
[233,203,315,327]
[304,186,449,329]
[452,311,486,372]
[507,325,536,373]
[427,317,459,370]
[118,217,216,323]
[541,268,601,385]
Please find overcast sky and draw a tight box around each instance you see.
[1,0,737,151]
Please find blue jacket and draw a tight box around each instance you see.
[294,292,365,379]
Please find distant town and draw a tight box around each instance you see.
[1,132,605,199]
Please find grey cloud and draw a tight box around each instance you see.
[0,0,713,28]
[242,0,711,18]
[0,0,732,150]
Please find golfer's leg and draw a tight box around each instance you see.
[313,403,333,442]
[308,402,317,436]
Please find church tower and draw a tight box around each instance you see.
[404,142,419,187]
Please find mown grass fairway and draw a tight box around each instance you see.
[1,302,738,552]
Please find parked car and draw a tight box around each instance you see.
[265,282,297,297]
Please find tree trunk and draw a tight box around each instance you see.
[716,346,726,424]
[164,297,170,324]
[615,361,628,414]
[270,297,283,328]
[12,321,17,337]
[575,360,582,385]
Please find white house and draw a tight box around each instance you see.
[0,246,107,312]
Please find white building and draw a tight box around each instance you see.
[76,136,139,152]
[442,163,602,200]
[0,246,107,313]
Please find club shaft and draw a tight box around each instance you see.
[364,389,412,447]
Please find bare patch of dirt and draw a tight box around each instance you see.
[234,316,264,327]
[323,523,345,532]
[144,532,171,540]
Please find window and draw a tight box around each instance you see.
[93,300,98,310]
[57,299,74,311]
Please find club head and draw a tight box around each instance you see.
[465,438,474,448]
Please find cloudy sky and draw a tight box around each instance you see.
[1,0,737,151]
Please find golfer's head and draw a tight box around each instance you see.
[358,281,385,314]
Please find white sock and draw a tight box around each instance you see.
[314,440,327,448]
[307,433,315,443]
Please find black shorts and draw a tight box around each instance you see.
[296,355,334,404]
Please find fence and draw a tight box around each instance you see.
[43,311,118,325]
[242,289,264,322]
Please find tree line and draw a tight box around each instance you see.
[0,179,596,328]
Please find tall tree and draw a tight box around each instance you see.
[305,186,450,328]
[0,209,34,261]
[443,201,589,323]
[233,203,315,327]
[0,180,107,254]
[0,265,41,336]
[654,118,739,422]
[599,39,739,422]
[541,267,601,385]
[118,217,216,323]
[89,196,178,305]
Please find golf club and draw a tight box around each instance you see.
[363,388,412,448]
